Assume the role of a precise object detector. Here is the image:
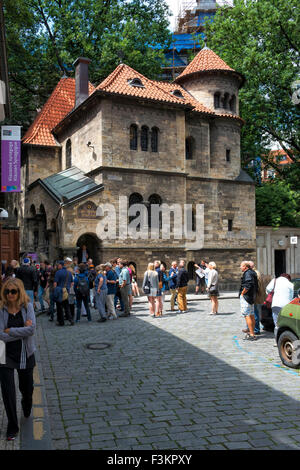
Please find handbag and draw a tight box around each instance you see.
[143,272,151,295]
[53,271,69,303]
[264,278,276,309]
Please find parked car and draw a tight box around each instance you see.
[275,297,300,369]
[291,278,300,298]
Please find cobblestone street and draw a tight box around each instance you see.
[2,295,300,450]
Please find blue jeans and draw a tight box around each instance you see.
[254,304,261,333]
[38,285,46,311]
[25,290,34,304]
[96,290,107,319]
[75,294,91,321]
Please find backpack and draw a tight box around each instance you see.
[87,271,96,288]
[77,276,90,296]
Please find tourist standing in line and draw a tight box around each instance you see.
[74,263,92,322]
[53,261,74,326]
[266,273,294,327]
[16,258,38,304]
[142,263,159,317]
[168,261,178,311]
[206,262,219,315]
[118,260,131,317]
[239,261,258,341]
[0,278,36,441]
[105,263,118,319]
[176,260,189,313]
[95,264,108,322]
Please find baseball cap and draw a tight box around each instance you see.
[65,257,72,262]
[23,258,30,265]
[89,264,94,268]
[58,260,65,266]
[104,262,112,268]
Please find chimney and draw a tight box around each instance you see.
[73,57,91,108]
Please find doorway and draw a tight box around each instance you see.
[275,250,286,277]
[76,233,101,266]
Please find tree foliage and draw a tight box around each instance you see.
[3,0,172,130]
[256,180,300,227]
[205,0,300,181]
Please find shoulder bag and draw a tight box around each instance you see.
[264,278,276,309]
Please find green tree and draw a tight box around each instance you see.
[256,180,300,227]
[3,0,172,130]
[204,0,300,183]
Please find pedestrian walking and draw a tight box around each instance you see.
[266,273,294,327]
[95,264,108,322]
[176,260,189,313]
[74,263,92,322]
[0,278,36,441]
[53,261,74,326]
[142,263,159,317]
[206,262,219,315]
[239,260,258,341]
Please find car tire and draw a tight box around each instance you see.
[278,330,300,369]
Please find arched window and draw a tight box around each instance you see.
[130,124,138,150]
[151,127,159,153]
[66,139,72,168]
[141,126,149,151]
[214,92,221,108]
[222,93,230,110]
[185,137,194,160]
[128,193,143,224]
[229,95,236,112]
[30,204,36,217]
[148,194,162,229]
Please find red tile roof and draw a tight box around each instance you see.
[22,77,95,146]
[175,47,235,82]
[96,63,192,106]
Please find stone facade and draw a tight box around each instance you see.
[17,51,257,290]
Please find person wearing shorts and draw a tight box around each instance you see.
[239,261,258,341]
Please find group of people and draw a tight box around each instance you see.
[238,260,295,341]
[142,259,219,317]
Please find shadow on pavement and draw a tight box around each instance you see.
[35,308,300,450]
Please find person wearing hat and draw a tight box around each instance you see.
[15,258,38,304]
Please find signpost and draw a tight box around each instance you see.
[1,125,21,192]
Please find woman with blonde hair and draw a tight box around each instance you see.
[206,261,219,315]
[142,263,159,317]
[0,278,36,441]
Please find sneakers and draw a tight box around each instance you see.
[243,333,257,341]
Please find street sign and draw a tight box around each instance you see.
[291,236,298,244]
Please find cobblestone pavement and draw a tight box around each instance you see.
[3,295,300,450]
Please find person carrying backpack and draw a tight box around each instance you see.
[74,263,92,322]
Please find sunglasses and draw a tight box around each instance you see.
[4,289,19,296]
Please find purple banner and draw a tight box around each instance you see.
[1,126,21,192]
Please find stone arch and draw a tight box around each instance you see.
[76,232,102,266]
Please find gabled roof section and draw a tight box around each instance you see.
[175,47,241,83]
[38,166,103,205]
[96,63,192,107]
[22,78,95,147]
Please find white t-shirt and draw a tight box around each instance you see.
[266,277,294,308]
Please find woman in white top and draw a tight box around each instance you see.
[142,263,159,317]
[266,273,294,326]
[206,262,219,315]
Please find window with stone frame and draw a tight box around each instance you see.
[141,126,149,151]
[222,92,230,110]
[130,124,138,150]
[151,127,159,153]
[226,149,231,162]
[66,139,72,168]
[148,193,162,229]
[128,193,143,224]
[185,136,194,160]
[214,92,221,108]
[229,95,236,113]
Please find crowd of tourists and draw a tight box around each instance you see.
[0,253,298,442]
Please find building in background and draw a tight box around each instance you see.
[163,0,219,81]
